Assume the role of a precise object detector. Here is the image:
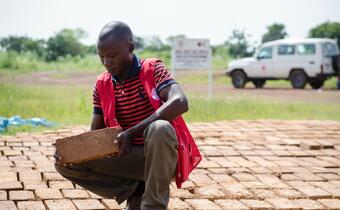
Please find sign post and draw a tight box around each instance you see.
[171,38,212,99]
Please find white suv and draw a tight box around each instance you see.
[226,38,340,89]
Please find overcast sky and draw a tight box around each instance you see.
[1,0,339,45]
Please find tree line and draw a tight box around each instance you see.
[0,21,339,62]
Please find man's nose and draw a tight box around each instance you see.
[103,57,111,66]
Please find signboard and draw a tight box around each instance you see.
[171,38,211,70]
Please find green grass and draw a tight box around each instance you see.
[1,81,339,135]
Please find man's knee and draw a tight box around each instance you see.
[144,120,178,148]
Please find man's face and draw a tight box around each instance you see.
[97,37,133,77]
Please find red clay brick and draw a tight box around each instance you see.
[291,199,325,210]
[0,172,18,182]
[194,187,225,199]
[48,180,74,189]
[55,127,120,164]
[44,199,77,210]
[265,197,302,210]
[170,188,194,199]
[240,199,273,210]
[215,199,249,210]
[296,186,332,199]
[17,201,46,210]
[222,183,253,199]
[318,199,340,210]
[0,181,23,190]
[102,199,126,210]
[35,189,63,200]
[61,189,89,199]
[19,170,42,181]
[185,199,222,210]
[9,190,34,200]
[168,198,192,210]
[72,199,106,210]
[0,201,17,210]
[0,190,6,200]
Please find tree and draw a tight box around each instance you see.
[133,35,145,51]
[262,23,288,43]
[225,29,254,58]
[45,28,87,61]
[309,21,340,48]
[0,36,45,57]
[144,36,168,51]
[166,34,186,46]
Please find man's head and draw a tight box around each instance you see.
[97,21,135,77]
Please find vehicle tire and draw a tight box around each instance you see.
[252,80,266,88]
[231,70,247,88]
[309,79,324,89]
[290,70,307,89]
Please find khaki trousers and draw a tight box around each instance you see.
[55,120,178,210]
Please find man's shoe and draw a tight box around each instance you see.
[125,195,142,210]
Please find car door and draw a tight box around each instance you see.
[250,46,274,78]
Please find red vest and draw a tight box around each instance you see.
[95,58,202,188]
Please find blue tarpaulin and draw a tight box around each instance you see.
[0,115,55,133]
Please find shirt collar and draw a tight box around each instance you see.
[111,54,141,83]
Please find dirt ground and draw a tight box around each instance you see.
[1,70,340,105]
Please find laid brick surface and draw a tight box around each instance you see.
[17,201,46,210]
[1,121,340,209]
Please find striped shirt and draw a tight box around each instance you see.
[93,55,176,144]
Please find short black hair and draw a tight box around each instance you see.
[98,21,133,44]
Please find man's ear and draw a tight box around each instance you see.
[129,42,135,53]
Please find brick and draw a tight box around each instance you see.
[240,199,273,210]
[250,189,276,199]
[300,141,321,150]
[240,181,268,189]
[3,150,22,156]
[23,181,48,190]
[102,199,126,210]
[17,201,46,210]
[209,174,237,184]
[0,190,6,200]
[296,186,332,199]
[72,199,106,210]
[194,187,225,199]
[44,199,77,210]
[214,199,249,210]
[55,127,120,164]
[61,189,89,199]
[0,181,23,190]
[43,172,65,181]
[35,189,63,200]
[0,201,17,210]
[185,199,222,210]
[168,198,192,210]
[19,170,42,181]
[0,172,18,182]
[265,197,302,210]
[189,174,216,187]
[274,189,303,199]
[222,183,253,199]
[292,199,325,210]
[318,199,340,210]
[48,180,74,189]
[232,173,258,182]
[170,188,194,199]
[9,190,34,200]
[20,201,46,210]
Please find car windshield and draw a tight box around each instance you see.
[322,42,338,57]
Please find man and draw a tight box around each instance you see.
[55,21,201,210]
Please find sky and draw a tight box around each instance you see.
[1,0,339,46]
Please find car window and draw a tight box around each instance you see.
[278,45,295,55]
[258,47,273,59]
[297,44,316,55]
[322,42,338,57]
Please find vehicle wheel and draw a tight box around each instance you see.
[309,79,324,89]
[252,80,266,88]
[231,71,247,88]
[290,70,307,89]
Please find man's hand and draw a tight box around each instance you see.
[114,130,133,157]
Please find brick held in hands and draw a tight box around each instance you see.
[55,127,121,164]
